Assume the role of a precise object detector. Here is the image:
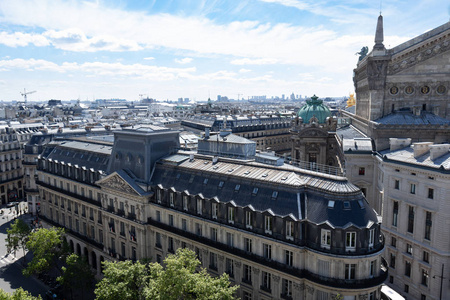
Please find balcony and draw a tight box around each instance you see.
[147,218,388,290]
[36,180,101,207]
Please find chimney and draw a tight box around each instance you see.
[429,144,450,160]
[389,138,412,151]
[413,142,433,158]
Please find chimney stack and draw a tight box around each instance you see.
[413,142,433,158]
[389,138,412,151]
[429,144,450,160]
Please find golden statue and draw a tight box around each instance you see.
[347,93,356,108]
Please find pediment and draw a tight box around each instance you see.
[97,173,139,195]
[388,39,450,75]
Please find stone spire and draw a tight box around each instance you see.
[373,14,386,55]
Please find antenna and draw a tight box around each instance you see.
[379,0,382,15]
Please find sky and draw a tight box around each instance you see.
[0,0,449,102]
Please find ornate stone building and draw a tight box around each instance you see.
[37,126,386,300]
[345,16,450,151]
[290,95,343,169]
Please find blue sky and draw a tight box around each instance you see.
[0,0,448,102]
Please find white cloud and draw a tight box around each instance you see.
[0,31,49,47]
[144,57,155,60]
[174,57,193,64]
[0,58,196,80]
[239,68,251,73]
[231,58,278,65]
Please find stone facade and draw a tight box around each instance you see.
[37,128,386,299]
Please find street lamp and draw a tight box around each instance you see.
[433,264,445,300]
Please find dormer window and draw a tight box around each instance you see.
[218,181,224,188]
[169,193,174,207]
[286,221,294,241]
[252,188,258,195]
[343,201,351,210]
[328,200,335,208]
[228,207,235,224]
[346,232,356,251]
[264,216,272,235]
[271,191,278,199]
[203,178,208,185]
[235,184,240,192]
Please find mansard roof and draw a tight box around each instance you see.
[151,153,377,229]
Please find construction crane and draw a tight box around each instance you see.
[20,88,36,103]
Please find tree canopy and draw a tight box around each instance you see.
[57,253,95,300]
[0,288,42,300]
[5,218,31,259]
[24,227,66,277]
[95,248,238,300]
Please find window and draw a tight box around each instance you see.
[369,228,375,248]
[169,193,174,207]
[404,284,409,293]
[245,211,253,229]
[346,232,356,251]
[156,210,161,222]
[227,232,234,247]
[410,183,416,194]
[389,276,394,284]
[263,243,272,260]
[244,237,252,253]
[155,232,161,247]
[195,223,202,236]
[210,228,217,241]
[370,260,376,277]
[243,291,252,300]
[225,258,234,278]
[228,207,235,224]
[421,269,429,286]
[321,229,331,249]
[98,229,103,244]
[282,279,292,298]
[265,216,273,234]
[218,181,224,188]
[183,195,188,211]
[252,187,258,195]
[261,271,271,292]
[209,252,217,270]
[359,167,365,175]
[408,206,414,233]
[243,264,252,283]
[390,253,396,269]
[428,188,434,199]
[169,214,174,226]
[421,295,426,300]
[285,250,293,267]
[203,178,208,185]
[234,184,240,192]
[196,199,202,215]
[168,237,174,253]
[345,264,356,280]
[405,261,411,277]
[392,201,398,227]
[425,211,432,240]
[391,236,397,248]
[394,180,400,190]
[406,243,413,255]
[286,221,294,240]
[182,218,187,231]
[423,251,429,263]
[156,189,161,203]
[271,191,278,199]
[212,202,218,219]
[120,222,125,236]
[121,242,126,257]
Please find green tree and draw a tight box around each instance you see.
[0,287,42,300]
[95,248,238,300]
[57,253,95,300]
[5,219,31,260]
[24,227,66,277]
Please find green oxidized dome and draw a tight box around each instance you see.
[297,95,331,123]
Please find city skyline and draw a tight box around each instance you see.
[0,0,448,102]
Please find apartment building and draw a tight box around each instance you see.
[37,126,386,299]
[378,140,450,300]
